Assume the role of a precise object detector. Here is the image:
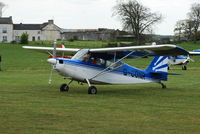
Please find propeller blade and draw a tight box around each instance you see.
[48,66,53,85]
[53,40,57,58]
[48,40,57,84]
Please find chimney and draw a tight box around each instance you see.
[48,20,54,24]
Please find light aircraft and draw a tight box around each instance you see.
[167,50,200,70]
[23,41,198,94]
[152,43,197,70]
[168,56,193,70]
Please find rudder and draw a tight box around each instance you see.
[146,56,169,81]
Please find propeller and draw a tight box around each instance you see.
[188,56,194,62]
[48,40,57,84]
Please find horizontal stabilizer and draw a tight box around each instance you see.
[167,73,181,75]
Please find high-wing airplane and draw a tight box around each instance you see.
[23,41,197,94]
[167,49,200,70]
[168,56,193,70]
[152,42,197,70]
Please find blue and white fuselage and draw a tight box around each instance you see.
[48,50,169,85]
[54,59,156,85]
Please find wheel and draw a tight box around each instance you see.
[182,65,187,70]
[88,86,97,94]
[160,82,167,89]
[60,84,69,92]
[160,83,167,89]
[162,84,167,89]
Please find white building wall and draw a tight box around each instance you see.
[0,24,13,42]
[42,24,61,40]
[14,30,42,41]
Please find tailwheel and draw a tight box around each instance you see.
[160,82,167,89]
[182,65,187,70]
[88,86,97,94]
[60,84,69,92]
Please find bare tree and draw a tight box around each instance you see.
[174,20,184,42]
[113,0,162,44]
[188,3,200,41]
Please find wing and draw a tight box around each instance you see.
[23,44,189,57]
[90,44,189,56]
[22,46,80,52]
[188,49,200,55]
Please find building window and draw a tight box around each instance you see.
[15,36,20,41]
[2,28,7,33]
[38,31,41,34]
[38,36,40,41]
[3,36,7,42]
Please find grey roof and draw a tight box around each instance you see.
[0,17,13,24]
[13,23,48,30]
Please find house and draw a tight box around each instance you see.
[0,16,13,42]
[0,16,123,42]
[13,20,62,41]
[0,17,63,42]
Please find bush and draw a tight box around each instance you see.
[20,33,29,44]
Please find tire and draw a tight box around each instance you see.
[182,65,187,70]
[60,84,69,92]
[88,86,97,94]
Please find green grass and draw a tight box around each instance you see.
[1,42,200,134]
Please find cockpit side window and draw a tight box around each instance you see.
[96,58,106,66]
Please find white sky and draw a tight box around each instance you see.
[1,0,200,35]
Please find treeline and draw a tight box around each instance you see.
[174,3,200,42]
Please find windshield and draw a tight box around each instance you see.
[72,49,89,61]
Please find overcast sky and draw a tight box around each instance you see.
[1,0,199,35]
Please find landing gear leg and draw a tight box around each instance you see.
[159,82,167,89]
[60,80,73,92]
[86,79,97,94]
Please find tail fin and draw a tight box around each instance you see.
[146,56,169,81]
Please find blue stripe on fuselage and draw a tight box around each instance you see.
[57,58,149,80]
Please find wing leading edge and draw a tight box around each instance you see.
[90,45,189,56]
[22,46,80,52]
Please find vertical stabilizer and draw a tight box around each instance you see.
[146,56,169,81]
[146,56,168,73]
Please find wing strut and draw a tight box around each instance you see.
[90,51,135,80]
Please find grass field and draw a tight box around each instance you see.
[1,41,200,134]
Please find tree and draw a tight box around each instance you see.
[113,0,162,44]
[174,20,184,42]
[174,19,195,41]
[20,33,29,44]
[188,3,200,41]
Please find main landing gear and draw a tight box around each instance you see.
[60,84,69,92]
[86,79,97,94]
[60,80,73,92]
[182,65,187,70]
[59,79,97,94]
